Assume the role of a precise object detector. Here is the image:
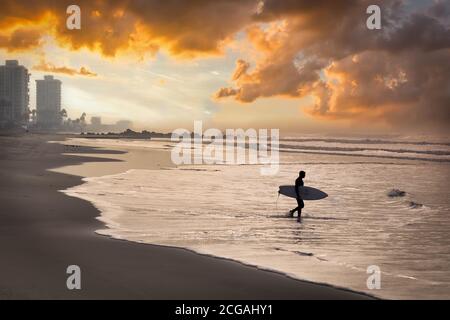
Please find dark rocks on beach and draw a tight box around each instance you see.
[408,201,423,209]
[388,189,406,197]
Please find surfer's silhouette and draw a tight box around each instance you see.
[290,170,305,222]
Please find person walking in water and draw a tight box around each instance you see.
[290,170,305,222]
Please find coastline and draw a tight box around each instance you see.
[0,134,375,299]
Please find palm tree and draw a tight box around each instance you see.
[80,112,86,125]
[22,108,31,123]
[79,112,87,132]
[60,109,68,123]
[31,109,37,124]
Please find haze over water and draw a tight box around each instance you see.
[64,136,450,299]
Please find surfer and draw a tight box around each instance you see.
[290,170,305,222]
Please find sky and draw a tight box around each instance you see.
[0,0,449,135]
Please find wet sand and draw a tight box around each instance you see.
[0,134,374,299]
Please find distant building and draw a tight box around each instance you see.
[88,116,102,131]
[36,75,61,128]
[90,116,101,126]
[0,60,30,125]
[85,118,133,133]
[115,120,133,132]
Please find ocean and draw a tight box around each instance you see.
[63,136,450,299]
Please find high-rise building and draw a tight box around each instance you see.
[0,60,30,125]
[36,75,62,128]
[91,116,102,126]
[88,116,102,132]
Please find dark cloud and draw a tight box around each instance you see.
[0,28,43,51]
[380,13,450,52]
[214,0,450,132]
[214,87,241,99]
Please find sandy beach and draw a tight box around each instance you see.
[0,134,373,299]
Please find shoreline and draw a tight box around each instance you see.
[0,134,375,299]
[98,230,379,300]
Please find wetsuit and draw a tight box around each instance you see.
[291,177,304,216]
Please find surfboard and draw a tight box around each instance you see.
[278,185,328,200]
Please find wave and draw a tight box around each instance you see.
[267,213,348,221]
[408,201,424,209]
[302,215,349,221]
[280,138,450,147]
[278,144,450,156]
[278,148,450,163]
[386,189,426,209]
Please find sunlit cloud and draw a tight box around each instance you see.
[33,59,97,77]
[0,0,448,133]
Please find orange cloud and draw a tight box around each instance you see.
[1,0,449,131]
[0,0,257,58]
[33,60,97,77]
[0,28,43,51]
[232,59,251,81]
[214,87,241,99]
